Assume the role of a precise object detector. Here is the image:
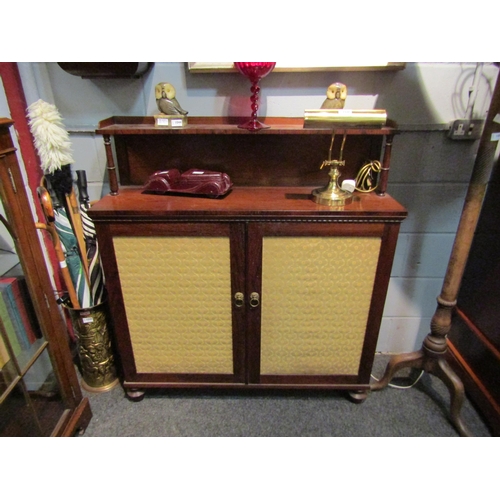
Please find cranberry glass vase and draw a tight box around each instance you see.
[234,62,276,131]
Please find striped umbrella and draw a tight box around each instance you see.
[46,181,93,309]
[76,170,105,305]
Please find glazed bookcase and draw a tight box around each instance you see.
[0,118,91,436]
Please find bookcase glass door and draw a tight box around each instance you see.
[0,198,66,436]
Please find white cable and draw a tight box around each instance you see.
[370,370,424,390]
[465,62,484,120]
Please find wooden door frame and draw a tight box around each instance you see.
[0,63,63,294]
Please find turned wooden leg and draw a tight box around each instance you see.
[430,357,472,437]
[369,297,473,436]
[371,349,472,436]
[370,297,473,436]
[376,133,393,196]
[103,134,119,195]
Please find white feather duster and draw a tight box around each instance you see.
[27,99,74,174]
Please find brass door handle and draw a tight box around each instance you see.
[234,292,244,308]
[249,292,260,308]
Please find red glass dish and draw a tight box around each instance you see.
[234,62,276,131]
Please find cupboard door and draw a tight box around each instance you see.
[98,222,246,386]
[247,222,394,387]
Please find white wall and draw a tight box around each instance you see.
[17,61,499,353]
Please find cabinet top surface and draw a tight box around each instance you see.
[89,186,407,221]
[96,116,397,136]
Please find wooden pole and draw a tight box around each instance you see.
[371,70,500,437]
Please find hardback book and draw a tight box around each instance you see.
[0,279,31,350]
[0,335,10,370]
[0,296,21,357]
[0,277,40,346]
[8,277,40,344]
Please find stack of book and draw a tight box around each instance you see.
[0,276,42,370]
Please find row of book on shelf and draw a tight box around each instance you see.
[0,275,42,370]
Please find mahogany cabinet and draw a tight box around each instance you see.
[0,118,92,436]
[90,117,407,400]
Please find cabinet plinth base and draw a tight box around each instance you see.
[121,381,373,404]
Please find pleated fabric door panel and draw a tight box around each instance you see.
[260,235,381,376]
[98,221,247,386]
[113,236,233,374]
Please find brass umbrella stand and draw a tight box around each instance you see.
[371,70,500,437]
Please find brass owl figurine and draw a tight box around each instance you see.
[321,82,347,109]
[155,82,188,116]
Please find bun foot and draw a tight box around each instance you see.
[347,390,368,404]
[126,389,145,402]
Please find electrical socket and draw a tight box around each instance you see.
[448,119,483,140]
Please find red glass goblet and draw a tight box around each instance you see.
[234,62,276,131]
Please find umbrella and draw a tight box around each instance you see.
[47,164,90,282]
[46,180,93,309]
[76,170,105,305]
[37,186,81,309]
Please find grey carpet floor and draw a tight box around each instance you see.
[79,355,492,437]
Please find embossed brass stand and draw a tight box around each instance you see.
[311,132,353,207]
[66,301,119,392]
[371,72,500,437]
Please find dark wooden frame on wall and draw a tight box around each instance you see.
[57,63,153,79]
[187,62,406,73]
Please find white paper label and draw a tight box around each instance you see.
[82,317,94,324]
[171,119,183,127]
[491,132,500,141]
[157,118,169,126]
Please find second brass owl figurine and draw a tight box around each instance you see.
[321,82,347,109]
[155,82,188,116]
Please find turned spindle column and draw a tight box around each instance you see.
[371,70,500,437]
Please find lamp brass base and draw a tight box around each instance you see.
[311,186,353,206]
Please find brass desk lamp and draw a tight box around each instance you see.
[311,131,353,206]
